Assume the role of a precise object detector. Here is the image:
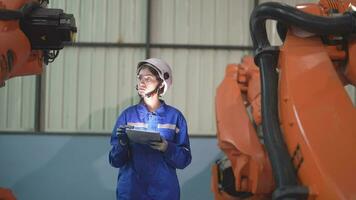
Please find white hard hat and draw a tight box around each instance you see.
[137,58,172,96]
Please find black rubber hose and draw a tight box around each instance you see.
[256,49,300,187]
[0,9,22,20]
[20,2,40,17]
[0,2,40,20]
[250,2,356,50]
[249,2,356,198]
[276,22,287,42]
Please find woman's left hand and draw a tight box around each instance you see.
[150,138,168,152]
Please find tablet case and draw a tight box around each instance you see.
[125,129,162,144]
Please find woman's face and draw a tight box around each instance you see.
[137,68,160,97]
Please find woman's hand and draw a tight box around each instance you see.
[150,138,168,152]
[137,84,146,96]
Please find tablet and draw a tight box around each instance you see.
[126,129,162,144]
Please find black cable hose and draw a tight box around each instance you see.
[19,2,40,17]
[249,2,356,199]
[0,9,22,20]
[250,2,356,50]
[0,2,41,20]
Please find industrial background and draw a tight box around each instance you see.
[0,0,355,199]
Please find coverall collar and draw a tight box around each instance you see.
[137,99,166,116]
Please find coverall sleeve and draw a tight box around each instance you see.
[109,112,129,168]
[163,113,192,169]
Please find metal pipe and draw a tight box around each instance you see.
[146,0,151,58]
[34,75,42,131]
[64,42,253,51]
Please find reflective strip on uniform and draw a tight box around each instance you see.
[127,122,148,128]
[158,123,180,134]
[158,123,176,129]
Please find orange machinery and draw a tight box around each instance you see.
[0,188,16,200]
[212,0,356,199]
[0,0,76,87]
[0,0,76,199]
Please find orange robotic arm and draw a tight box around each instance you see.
[212,56,274,200]
[213,0,356,200]
[0,0,76,87]
[0,188,16,200]
[249,0,356,199]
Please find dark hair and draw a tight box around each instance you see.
[137,65,164,96]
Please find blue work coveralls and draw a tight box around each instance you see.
[109,101,192,200]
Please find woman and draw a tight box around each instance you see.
[109,58,192,200]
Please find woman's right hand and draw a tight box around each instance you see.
[137,84,147,96]
[149,138,168,152]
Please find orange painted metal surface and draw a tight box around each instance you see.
[319,0,356,13]
[0,0,44,87]
[213,0,356,199]
[238,56,262,125]
[0,188,16,200]
[279,31,356,200]
[213,56,274,199]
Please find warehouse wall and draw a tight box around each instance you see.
[0,0,254,135]
[1,0,354,135]
[43,0,253,135]
[0,76,36,131]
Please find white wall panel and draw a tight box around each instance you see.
[0,76,36,131]
[148,0,256,135]
[345,85,356,106]
[7,79,22,129]
[151,49,249,135]
[0,84,7,128]
[45,48,144,133]
[51,0,146,43]
[42,0,255,135]
[151,0,254,45]
[21,77,36,129]
[41,0,147,133]
[62,48,79,130]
